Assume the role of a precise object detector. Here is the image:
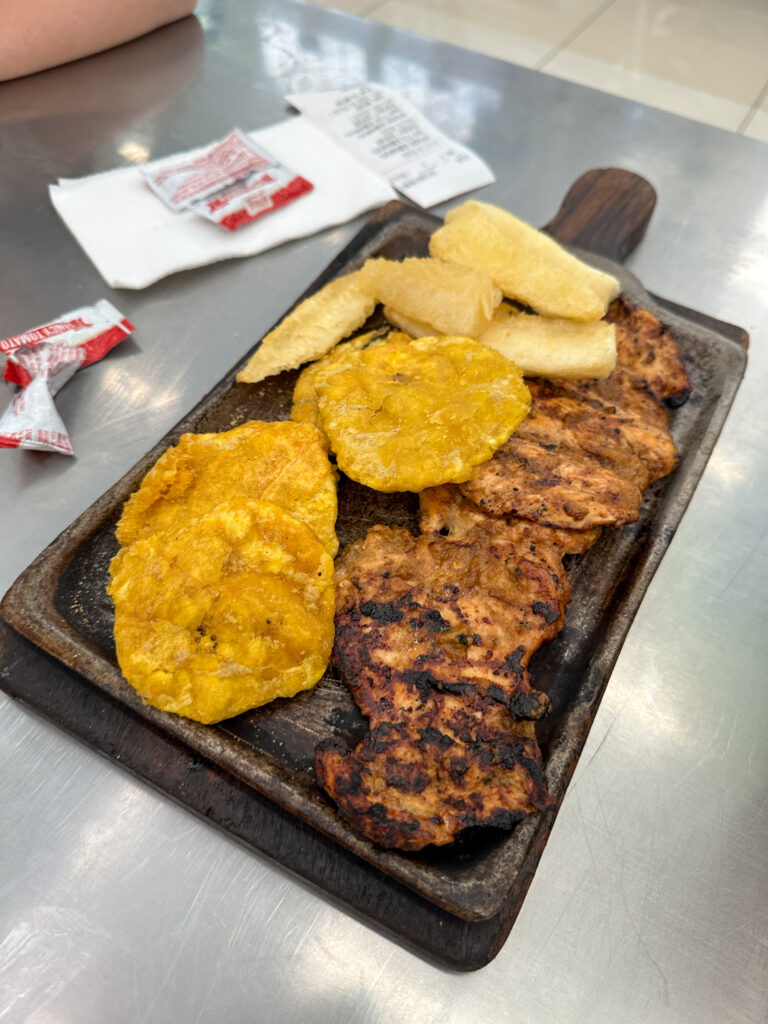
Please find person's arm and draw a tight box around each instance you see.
[0,0,198,82]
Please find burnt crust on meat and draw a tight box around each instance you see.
[317,300,692,852]
[315,523,567,849]
[315,684,548,851]
[458,298,691,532]
[332,525,569,716]
[606,297,692,406]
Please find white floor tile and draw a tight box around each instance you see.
[550,0,768,106]
[306,0,768,138]
[542,50,753,132]
[743,106,768,144]
[367,0,606,68]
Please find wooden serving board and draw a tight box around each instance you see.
[0,170,747,970]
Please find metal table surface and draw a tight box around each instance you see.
[1,2,766,1021]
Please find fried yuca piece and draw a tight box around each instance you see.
[315,334,530,492]
[359,257,502,337]
[388,303,616,379]
[108,498,335,724]
[449,200,620,308]
[478,305,617,379]
[116,420,338,557]
[383,306,434,338]
[236,271,376,384]
[430,206,605,321]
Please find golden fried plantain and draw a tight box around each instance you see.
[108,498,335,724]
[315,334,531,492]
[116,420,338,557]
[290,331,383,432]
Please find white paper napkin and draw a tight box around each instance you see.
[49,117,396,290]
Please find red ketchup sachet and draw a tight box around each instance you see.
[140,128,313,232]
[0,300,135,455]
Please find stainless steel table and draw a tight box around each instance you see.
[1,2,767,1020]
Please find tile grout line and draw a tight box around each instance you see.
[356,0,389,17]
[321,0,765,137]
[736,76,768,134]
[533,0,618,71]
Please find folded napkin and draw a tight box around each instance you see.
[49,117,396,290]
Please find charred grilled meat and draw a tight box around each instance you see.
[419,483,602,555]
[316,686,547,851]
[459,434,646,530]
[317,299,691,852]
[330,524,569,718]
[607,298,692,405]
[460,300,690,531]
[315,522,569,849]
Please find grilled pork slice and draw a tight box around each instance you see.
[552,370,673,438]
[316,523,568,849]
[458,301,690,531]
[536,373,681,486]
[460,435,645,530]
[316,687,547,851]
[419,484,602,555]
[332,524,569,717]
[523,378,679,485]
[516,393,650,490]
[607,298,692,405]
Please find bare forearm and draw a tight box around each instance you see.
[0,0,198,81]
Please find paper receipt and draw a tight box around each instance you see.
[286,84,495,208]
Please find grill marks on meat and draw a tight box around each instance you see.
[527,380,679,483]
[517,388,651,491]
[332,525,569,718]
[317,299,692,851]
[419,484,602,555]
[460,300,690,531]
[607,298,692,405]
[460,434,646,530]
[315,523,568,848]
[316,688,547,851]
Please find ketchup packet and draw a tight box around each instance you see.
[0,300,135,455]
[141,129,313,232]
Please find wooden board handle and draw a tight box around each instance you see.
[543,168,657,263]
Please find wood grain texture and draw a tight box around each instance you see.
[544,167,657,262]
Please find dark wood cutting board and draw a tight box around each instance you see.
[0,170,748,970]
